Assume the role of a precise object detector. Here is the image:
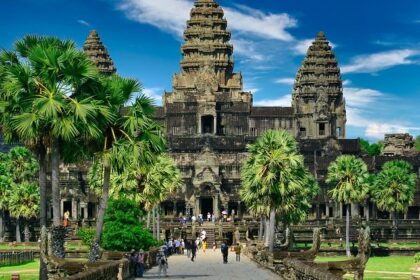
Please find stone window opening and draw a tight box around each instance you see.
[300,127,306,137]
[201,115,214,134]
[336,127,341,136]
[319,123,325,136]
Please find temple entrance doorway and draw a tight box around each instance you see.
[201,197,213,216]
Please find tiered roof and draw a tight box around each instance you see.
[180,0,233,77]
[83,30,116,75]
[293,32,342,97]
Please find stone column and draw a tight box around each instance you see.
[214,194,220,218]
[326,203,330,218]
[237,201,242,218]
[195,197,200,216]
[339,202,343,218]
[173,201,177,217]
[316,204,320,220]
[72,199,78,220]
[351,203,359,218]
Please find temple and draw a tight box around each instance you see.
[1,0,420,243]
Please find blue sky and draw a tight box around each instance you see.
[1,0,420,141]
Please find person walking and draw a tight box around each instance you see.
[207,212,211,222]
[157,248,168,277]
[186,240,191,258]
[212,241,216,251]
[191,240,197,262]
[202,240,207,253]
[234,243,241,262]
[221,242,229,264]
[137,249,145,277]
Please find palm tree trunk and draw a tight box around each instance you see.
[0,209,3,242]
[38,143,48,280]
[346,204,351,257]
[51,138,61,226]
[16,219,21,243]
[51,137,66,259]
[88,163,111,262]
[147,211,151,229]
[38,144,48,228]
[392,211,398,240]
[264,215,270,246]
[24,222,30,242]
[268,207,276,253]
[157,206,160,241]
[152,207,156,238]
[258,215,263,241]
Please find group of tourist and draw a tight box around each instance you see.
[163,238,185,256]
[129,249,146,278]
[178,209,237,226]
[135,240,243,278]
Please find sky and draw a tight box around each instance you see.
[1,0,420,141]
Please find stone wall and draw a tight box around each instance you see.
[63,260,122,280]
[281,259,341,280]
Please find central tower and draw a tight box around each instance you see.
[164,0,252,137]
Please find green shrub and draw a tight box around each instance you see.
[414,252,420,263]
[101,198,158,251]
[77,227,96,247]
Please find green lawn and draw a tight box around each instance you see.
[316,256,419,280]
[296,241,420,250]
[0,243,87,251]
[0,260,39,280]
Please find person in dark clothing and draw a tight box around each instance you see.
[221,243,228,264]
[185,240,191,258]
[190,240,197,262]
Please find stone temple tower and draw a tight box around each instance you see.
[164,0,252,137]
[83,30,116,75]
[292,32,346,139]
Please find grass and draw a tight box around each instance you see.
[0,260,39,280]
[316,255,419,280]
[0,243,87,251]
[296,241,420,250]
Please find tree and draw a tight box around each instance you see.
[0,147,38,242]
[8,181,40,242]
[86,78,165,261]
[415,136,420,152]
[0,153,12,241]
[359,138,382,156]
[371,160,417,240]
[240,130,319,252]
[326,155,370,257]
[0,36,111,260]
[101,198,159,252]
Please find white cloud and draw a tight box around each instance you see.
[77,19,90,27]
[341,49,420,74]
[274,77,294,85]
[292,38,336,55]
[223,6,296,41]
[143,87,163,105]
[118,0,297,42]
[344,87,384,108]
[365,123,412,139]
[342,79,351,86]
[232,39,266,61]
[293,39,313,55]
[254,94,291,107]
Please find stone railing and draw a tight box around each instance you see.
[63,259,128,280]
[282,258,341,280]
[0,251,34,267]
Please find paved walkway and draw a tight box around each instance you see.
[140,249,279,279]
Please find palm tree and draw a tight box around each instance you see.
[240,130,318,252]
[0,154,12,241]
[326,155,370,257]
[0,36,110,259]
[87,76,165,261]
[8,181,40,242]
[371,160,417,240]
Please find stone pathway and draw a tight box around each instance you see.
[140,249,279,279]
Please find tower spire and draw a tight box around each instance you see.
[83,30,116,75]
[292,32,346,139]
[180,0,234,85]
